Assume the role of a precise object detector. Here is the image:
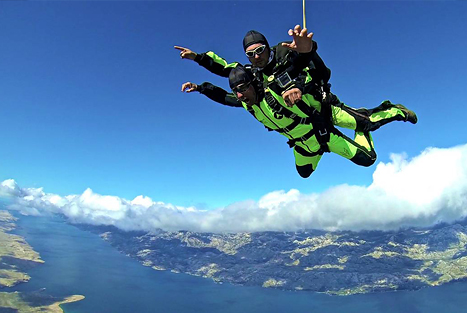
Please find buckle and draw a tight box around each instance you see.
[276,72,293,88]
[319,129,328,136]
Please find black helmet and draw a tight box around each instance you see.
[229,66,264,103]
[229,66,254,90]
[243,30,270,52]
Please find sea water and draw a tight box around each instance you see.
[7,212,467,313]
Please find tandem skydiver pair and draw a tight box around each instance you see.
[175,25,417,178]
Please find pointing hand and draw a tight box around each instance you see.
[174,46,198,60]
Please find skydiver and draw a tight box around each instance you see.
[181,66,378,178]
[175,25,417,133]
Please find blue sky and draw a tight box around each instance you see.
[1,1,466,211]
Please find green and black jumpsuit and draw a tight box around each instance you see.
[196,82,376,178]
[193,46,409,133]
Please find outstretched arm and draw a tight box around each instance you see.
[280,25,331,104]
[181,82,242,108]
[175,45,240,78]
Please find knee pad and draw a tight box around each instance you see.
[351,151,377,167]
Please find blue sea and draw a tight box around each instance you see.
[6,212,467,313]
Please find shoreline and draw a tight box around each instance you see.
[0,209,85,312]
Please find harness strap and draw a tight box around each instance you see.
[286,126,330,149]
[264,91,317,125]
[266,76,331,126]
[255,82,332,153]
[286,105,331,153]
[286,128,316,148]
[275,119,301,134]
[246,103,297,133]
[263,92,332,152]
[294,145,322,158]
[264,91,297,119]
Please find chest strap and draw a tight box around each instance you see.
[264,92,316,124]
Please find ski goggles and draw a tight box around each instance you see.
[245,45,266,58]
[232,82,251,94]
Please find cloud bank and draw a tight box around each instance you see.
[2,144,467,233]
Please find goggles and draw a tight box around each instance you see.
[245,45,266,58]
[232,82,251,94]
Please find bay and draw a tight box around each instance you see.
[7,212,467,313]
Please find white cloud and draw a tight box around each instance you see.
[2,144,467,233]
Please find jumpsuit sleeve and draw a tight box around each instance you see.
[194,52,241,78]
[197,82,243,108]
[295,40,332,93]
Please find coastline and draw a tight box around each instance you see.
[0,209,85,312]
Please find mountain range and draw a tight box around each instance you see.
[78,218,467,295]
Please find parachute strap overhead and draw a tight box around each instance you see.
[303,0,307,29]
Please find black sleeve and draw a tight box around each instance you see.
[197,82,243,108]
[194,52,241,78]
[308,41,331,85]
[281,41,331,83]
[274,41,317,70]
[290,41,320,72]
[287,41,332,93]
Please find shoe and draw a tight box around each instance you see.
[380,100,394,109]
[371,100,394,112]
[394,104,418,124]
